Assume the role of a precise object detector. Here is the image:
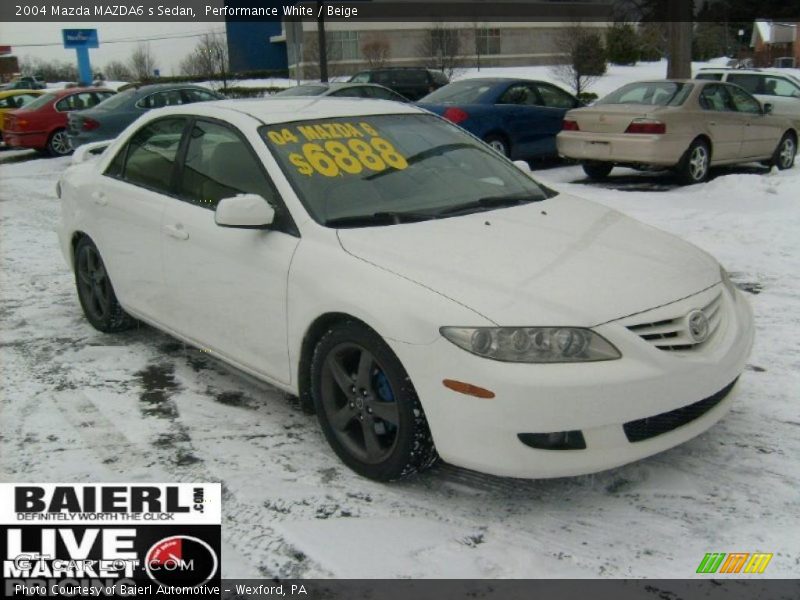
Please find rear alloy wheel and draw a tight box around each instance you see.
[311,321,437,481]
[47,128,72,157]
[74,237,135,333]
[677,139,710,185]
[484,135,510,157]
[582,162,613,180]
[771,133,796,170]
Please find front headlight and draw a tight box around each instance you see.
[439,327,621,363]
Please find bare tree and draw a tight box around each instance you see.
[178,32,229,86]
[18,56,76,82]
[361,36,391,68]
[417,24,463,78]
[129,43,158,80]
[304,35,342,79]
[104,60,132,81]
[551,24,608,96]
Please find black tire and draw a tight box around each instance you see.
[676,138,710,185]
[483,134,510,157]
[310,321,437,481]
[74,237,136,333]
[770,132,796,170]
[47,128,73,157]
[582,162,613,180]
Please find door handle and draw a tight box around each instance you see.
[708,121,717,126]
[164,224,189,241]
[91,191,107,206]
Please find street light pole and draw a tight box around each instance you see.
[317,0,328,82]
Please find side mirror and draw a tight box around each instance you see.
[513,160,532,173]
[763,103,774,114]
[215,193,275,229]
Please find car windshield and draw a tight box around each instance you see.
[261,113,555,227]
[94,88,135,110]
[597,82,693,106]
[420,80,495,104]
[275,85,328,97]
[22,92,57,110]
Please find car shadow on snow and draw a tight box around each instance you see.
[570,163,773,192]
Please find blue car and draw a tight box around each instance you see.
[418,78,581,160]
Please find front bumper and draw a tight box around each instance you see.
[391,283,754,478]
[557,131,688,167]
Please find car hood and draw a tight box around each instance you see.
[336,194,720,326]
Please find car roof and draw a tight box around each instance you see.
[120,82,216,94]
[152,97,423,124]
[45,87,113,97]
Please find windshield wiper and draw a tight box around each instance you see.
[324,210,437,228]
[432,193,543,218]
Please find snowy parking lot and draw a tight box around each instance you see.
[1,148,798,578]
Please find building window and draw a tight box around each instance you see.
[328,30,360,61]
[476,28,501,55]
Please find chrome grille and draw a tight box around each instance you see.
[626,291,724,351]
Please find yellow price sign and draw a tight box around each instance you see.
[266,121,409,178]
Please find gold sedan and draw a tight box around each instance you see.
[557,79,797,184]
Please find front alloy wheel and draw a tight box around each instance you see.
[311,322,437,480]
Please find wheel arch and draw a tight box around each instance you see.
[691,133,713,159]
[69,231,90,269]
[296,311,379,412]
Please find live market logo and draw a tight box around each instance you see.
[0,483,221,598]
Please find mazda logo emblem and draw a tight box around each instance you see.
[687,310,710,343]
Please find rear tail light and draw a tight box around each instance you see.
[82,118,100,131]
[625,119,666,134]
[443,107,469,124]
[562,119,580,131]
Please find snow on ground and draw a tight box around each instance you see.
[1,146,799,578]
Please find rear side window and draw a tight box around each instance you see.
[178,120,274,210]
[350,72,370,83]
[393,70,428,85]
[699,84,735,111]
[330,86,369,98]
[115,117,187,193]
[498,84,539,106]
[598,82,692,106]
[181,88,220,103]
[137,90,185,109]
[56,92,98,111]
[535,84,578,109]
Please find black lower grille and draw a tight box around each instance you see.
[623,379,738,443]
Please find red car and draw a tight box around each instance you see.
[2,87,115,156]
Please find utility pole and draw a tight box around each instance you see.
[317,0,328,82]
[666,0,693,79]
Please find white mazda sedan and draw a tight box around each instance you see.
[58,98,754,481]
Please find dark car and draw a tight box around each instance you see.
[67,83,224,148]
[348,68,448,101]
[1,76,47,90]
[418,77,581,160]
[274,82,409,102]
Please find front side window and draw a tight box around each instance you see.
[137,90,184,109]
[762,76,800,98]
[330,86,369,98]
[695,72,723,81]
[116,117,187,193]
[179,120,274,210]
[261,114,554,226]
[726,85,762,114]
[350,72,370,83]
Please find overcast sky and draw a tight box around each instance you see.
[2,22,224,75]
